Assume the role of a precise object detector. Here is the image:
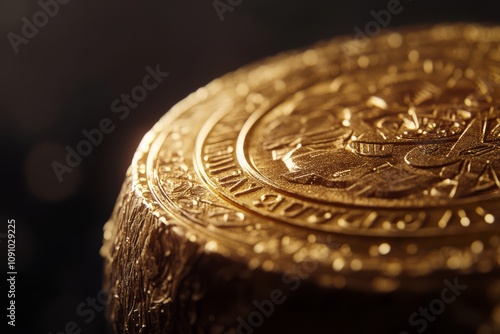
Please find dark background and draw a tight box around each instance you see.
[1,0,499,333]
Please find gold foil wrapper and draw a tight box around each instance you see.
[102,24,500,333]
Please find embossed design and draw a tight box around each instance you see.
[157,127,248,228]
[187,26,500,237]
[254,69,500,201]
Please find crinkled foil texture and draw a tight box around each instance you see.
[102,175,203,333]
[101,176,277,334]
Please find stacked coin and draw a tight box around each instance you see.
[101,24,500,333]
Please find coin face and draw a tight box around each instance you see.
[136,24,500,291]
[246,67,500,205]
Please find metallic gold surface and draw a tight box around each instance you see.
[102,24,500,333]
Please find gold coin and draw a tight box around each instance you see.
[102,23,500,333]
[138,23,500,285]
